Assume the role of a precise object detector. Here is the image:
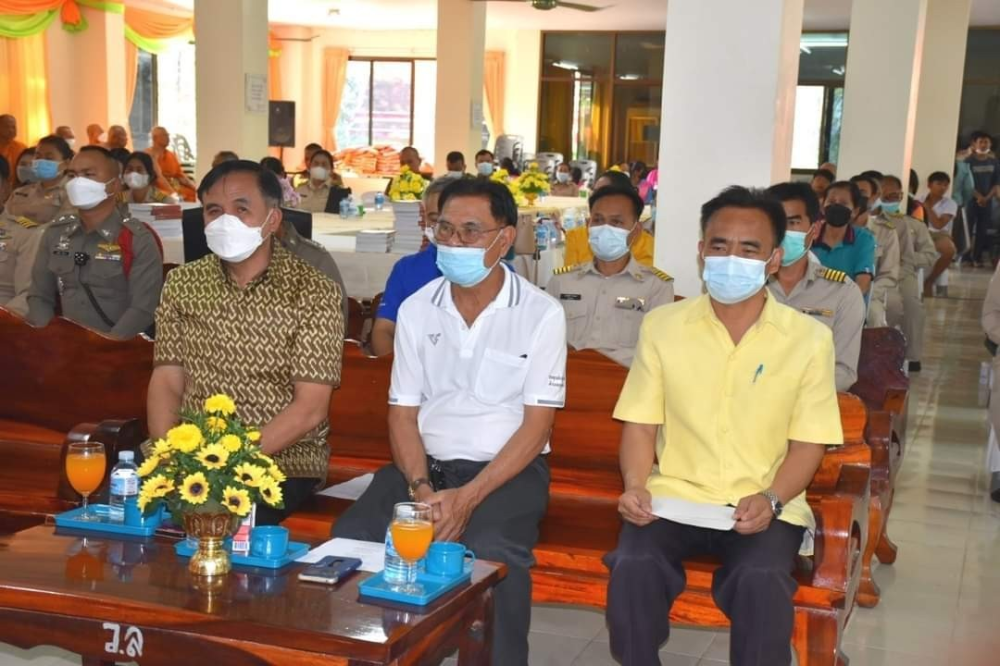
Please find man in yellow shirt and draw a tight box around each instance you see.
[605,186,843,666]
[564,169,655,266]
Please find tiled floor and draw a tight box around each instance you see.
[2,267,998,665]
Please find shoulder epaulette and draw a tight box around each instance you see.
[52,214,75,226]
[553,263,584,276]
[649,267,673,282]
[822,268,847,283]
[15,216,38,229]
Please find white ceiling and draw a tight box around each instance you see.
[153,0,1000,31]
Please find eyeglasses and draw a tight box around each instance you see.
[432,221,503,245]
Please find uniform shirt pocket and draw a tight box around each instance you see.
[474,348,529,406]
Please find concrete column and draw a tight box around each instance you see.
[194,0,269,179]
[433,0,486,175]
[45,7,128,137]
[654,0,804,298]
[837,0,929,184]
[911,0,971,193]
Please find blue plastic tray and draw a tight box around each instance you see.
[174,539,309,570]
[54,504,161,538]
[358,565,473,606]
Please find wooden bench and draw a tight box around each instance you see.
[287,344,872,666]
[848,327,910,606]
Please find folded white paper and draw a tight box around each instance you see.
[317,473,374,500]
[297,537,385,572]
[650,497,736,531]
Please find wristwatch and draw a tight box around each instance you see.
[408,477,432,500]
[760,489,783,517]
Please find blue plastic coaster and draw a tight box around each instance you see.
[358,565,473,606]
[174,539,309,570]
[54,504,161,538]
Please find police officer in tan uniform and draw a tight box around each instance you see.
[5,135,75,226]
[546,185,673,367]
[0,214,44,316]
[294,149,343,213]
[878,175,937,371]
[850,175,900,327]
[767,182,865,391]
[277,218,349,323]
[27,146,163,339]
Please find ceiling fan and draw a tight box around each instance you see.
[471,0,607,13]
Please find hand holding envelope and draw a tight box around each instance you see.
[650,496,737,531]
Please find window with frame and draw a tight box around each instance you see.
[336,58,438,165]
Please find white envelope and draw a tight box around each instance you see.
[650,496,736,531]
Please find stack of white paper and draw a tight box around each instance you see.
[355,229,396,253]
[298,538,385,572]
[392,201,423,254]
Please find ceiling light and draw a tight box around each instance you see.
[552,61,579,71]
[618,74,641,81]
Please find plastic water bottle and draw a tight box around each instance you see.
[374,192,385,211]
[339,197,349,219]
[109,451,139,523]
[535,222,548,251]
[382,524,410,585]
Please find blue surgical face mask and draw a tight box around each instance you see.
[881,200,901,215]
[32,159,60,181]
[477,162,494,176]
[588,223,632,262]
[780,230,809,267]
[436,231,504,287]
[16,165,36,183]
[702,253,772,305]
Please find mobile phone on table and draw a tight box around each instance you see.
[298,556,363,585]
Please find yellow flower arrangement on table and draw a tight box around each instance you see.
[388,165,426,201]
[490,167,527,206]
[138,394,285,519]
[513,162,551,206]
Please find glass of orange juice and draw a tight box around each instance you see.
[66,441,106,521]
[389,502,433,594]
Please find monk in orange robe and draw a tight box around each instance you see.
[146,126,197,202]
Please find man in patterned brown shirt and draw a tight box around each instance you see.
[147,160,344,524]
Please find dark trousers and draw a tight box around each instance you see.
[605,518,804,666]
[969,200,994,263]
[255,478,319,526]
[333,457,550,666]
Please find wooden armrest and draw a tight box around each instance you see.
[806,463,870,593]
[56,419,145,503]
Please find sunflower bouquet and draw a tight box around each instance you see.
[137,394,285,519]
[388,165,426,201]
[492,168,527,206]
[513,162,552,201]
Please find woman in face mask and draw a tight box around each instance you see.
[294,149,344,213]
[550,162,579,198]
[5,135,74,225]
[12,147,36,190]
[121,152,179,205]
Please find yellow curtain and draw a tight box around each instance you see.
[322,47,349,151]
[268,31,281,100]
[0,32,50,144]
[124,38,137,117]
[483,51,505,138]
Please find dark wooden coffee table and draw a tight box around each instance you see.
[0,525,505,665]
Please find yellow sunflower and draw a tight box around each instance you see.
[267,465,287,483]
[141,474,174,498]
[136,455,160,477]
[258,477,284,507]
[246,431,262,443]
[151,438,172,456]
[204,394,237,416]
[167,424,203,453]
[219,434,242,453]
[222,486,252,517]
[255,452,275,466]
[234,463,267,487]
[196,443,229,470]
[179,472,210,505]
[137,490,152,512]
[205,416,227,434]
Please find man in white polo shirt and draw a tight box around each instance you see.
[332,177,567,666]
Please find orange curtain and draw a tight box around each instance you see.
[123,5,192,43]
[483,51,505,139]
[124,38,137,116]
[0,32,51,145]
[268,31,281,100]
[322,47,349,151]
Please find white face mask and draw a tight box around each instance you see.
[124,172,150,189]
[447,170,464,179]
[310,166,329,182]
[65,138,76,149]
[66,176,112,210]
[556,171,570,184]
[205,211,273,263]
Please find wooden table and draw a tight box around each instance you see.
[0,526,505,665]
